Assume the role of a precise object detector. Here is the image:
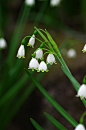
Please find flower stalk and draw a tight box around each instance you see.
[45,29,61,58]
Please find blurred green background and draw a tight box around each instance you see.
[0,0,86,130]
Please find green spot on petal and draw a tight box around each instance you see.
[46,61,48,64]
[46,69,49,72]
[50,62,52,65]
[27,43,29,46]
[80,96,84,100]
[82,50,85,53]
[37,58,39,60]
[54,61,57,64]
[42,69,44,72]
[32,67,34,71]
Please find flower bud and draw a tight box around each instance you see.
[32,52,36,58]
[40,43,44,48]
[21,39,25,45]
[34,30,38,35]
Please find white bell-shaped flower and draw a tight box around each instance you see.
[46,53,56,65]
[74,124,85,130]
[28,58,39,71]
[38,61,48,72]
[27,34,35,48]
[25,0,35,6]
[50,0,60,7]
[67,49,76,58]
[77,84,86,99]
[17,45,25,58]
[0,38,7,49]
[35,48,43,60]
[82,44,86,53]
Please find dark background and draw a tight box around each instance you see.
[1,0,86,130]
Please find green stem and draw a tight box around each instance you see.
[60,57,71,74]
[39,29,46,34]
[24,36,44,45]
[25,69,78,127]
[56,55,64,66]
[34,27,64,66]
[42,48,54,53]
[43,52,50,57]
[80,111,86,124]
[43,43,50,49]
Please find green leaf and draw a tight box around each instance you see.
[44,112,67,130]
[45,29,61,57]
[61,66,80,91]
[30,118,44,130]
[61,66,86,107]
[25,69,78,127]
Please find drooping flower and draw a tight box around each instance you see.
[76,84,86,99]
[38,61,48,72]
[25,0,35,6]
[50,0,60,7]
[46,53,56,65]
[27,34,35,48]
[82,44,86,53]
[28,58,39,71]
[67,49,76,58]
[35,48,43,60]
[17,45,25,58]
[0,38,7,49]
[74,124,85,130]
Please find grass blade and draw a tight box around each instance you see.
[25,69,78,127]
[30,118,44,130]
[44,112,67,130]
[62,66,86,107]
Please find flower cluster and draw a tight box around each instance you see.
[16,27,86,130]
[17,33,56,72]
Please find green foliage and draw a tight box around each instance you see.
[25,69,78,128]
[1,0,86,129]
[44,112,67,130]
[30,118,44,130]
